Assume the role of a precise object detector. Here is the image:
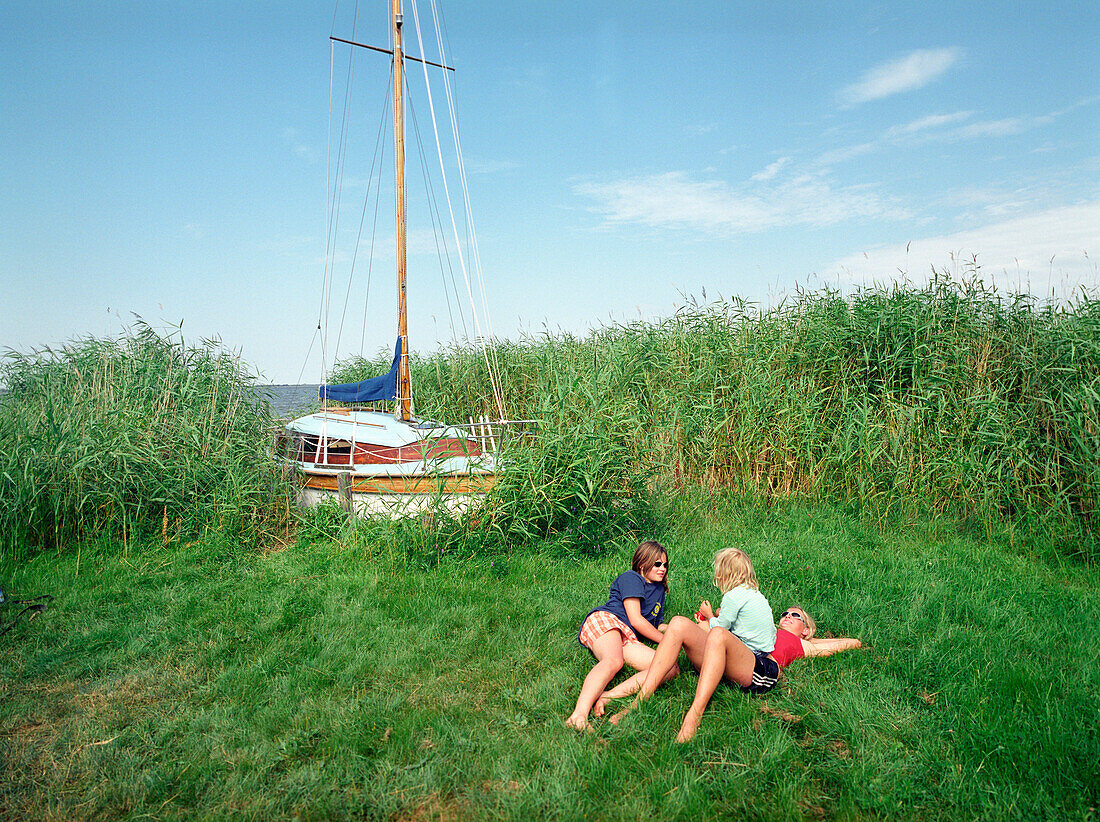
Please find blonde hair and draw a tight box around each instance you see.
[712,547,758,593]
[783,604,816,639]
[632,540,669,592]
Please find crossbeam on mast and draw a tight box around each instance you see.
[329,36,455,72]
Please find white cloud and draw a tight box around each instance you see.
[958,117,1031,137]
[751,157,791,182]
[886,111,973,137]
[815,141,878,167]
[950,186,1034,218]
[575,170,907,236]
[817,98,1083,170]
[840,48,961,106]
[828,201,1100,293]
[465,157,520,174]
[283,127,318,163]
[951,101,1094,139]
[310,227,459,269]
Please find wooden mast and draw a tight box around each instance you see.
[329,7,454,423]
[393,0,412,421]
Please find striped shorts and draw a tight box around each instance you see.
[579,610,640,649]
[741,650,780,694]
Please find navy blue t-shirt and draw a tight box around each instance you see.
[579,570,666,643]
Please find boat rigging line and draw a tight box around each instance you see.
[315,0,508,421]
[405,89,469,345]
[342,66,392,362]
[407,0,506,420]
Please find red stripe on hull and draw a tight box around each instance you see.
[298,437,482,467]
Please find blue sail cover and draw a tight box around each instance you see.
[319,338,401,403]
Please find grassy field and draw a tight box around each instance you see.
[3,279,1098,818]
[3,498,1098,820]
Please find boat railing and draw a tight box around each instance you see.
[270,417,538,462]
[456,418,538,453]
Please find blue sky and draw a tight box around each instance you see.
[3,1,1097,383]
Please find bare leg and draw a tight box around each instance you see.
[594,662,680,716]
[676,628,756,742]
[610,616,709,724]
[566,631,625,730]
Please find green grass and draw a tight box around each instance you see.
[3,499,1097,820]
[3,275,1098,818]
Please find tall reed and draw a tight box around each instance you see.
[0,324,293,557]
[336,274,1100,557]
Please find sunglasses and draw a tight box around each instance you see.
[780,611,807,624]
[651,561,668,568]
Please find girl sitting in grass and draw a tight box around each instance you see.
[605,547,776,725]
[565,540,673,731]
[604,595,863,740]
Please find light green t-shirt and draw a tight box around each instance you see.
[709,584,776,653]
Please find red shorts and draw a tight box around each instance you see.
[579,610,639,648]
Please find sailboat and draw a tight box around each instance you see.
[282,0,523,516]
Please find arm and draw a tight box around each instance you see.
[623,597,663,644]
[801,636,862,658]
[709,589,742,632]
[694,600,714,630]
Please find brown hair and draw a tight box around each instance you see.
[632,540,669,591]
[712,547,758,593]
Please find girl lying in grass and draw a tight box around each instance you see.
[672,602,862,742]
[565,540,673,731]
[604,549,861,741]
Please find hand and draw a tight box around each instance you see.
[658,623,668,633]
[697,600,714,621]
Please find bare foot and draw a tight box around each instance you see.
[608,701,636,726]
[565,714,591,732]
[675,707,702,743]
[593,695,609,717]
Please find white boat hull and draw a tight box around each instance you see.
[296,484,483,517]
[281,408,497,518]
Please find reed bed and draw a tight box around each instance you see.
[336,274,1100,558]
[0,324,293,557]
[5,275,1095,560]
